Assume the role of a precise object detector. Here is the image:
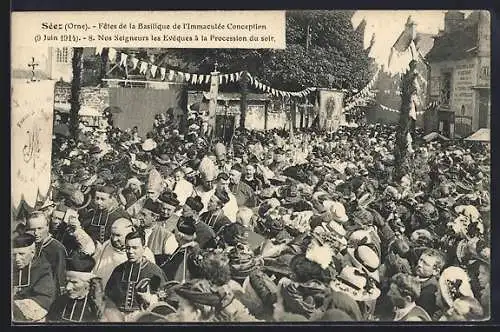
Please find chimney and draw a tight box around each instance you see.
[477,10,490,57]
[444,11,465,33]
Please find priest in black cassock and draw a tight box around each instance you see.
[48,254,106,322]
[105,230,167,315]
[27,212,67,297]
[80,185,131,244]
[12,234,56,322]
[159,217,201,282]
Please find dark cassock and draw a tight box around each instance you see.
[200,209,232,235]
[80,204,131,245]
[105,257,167,313]
[48,255,104,322]
[159,218,201,282]
[12,234,56,322]
[35,235,67,296]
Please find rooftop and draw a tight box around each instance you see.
[425,25,478,62]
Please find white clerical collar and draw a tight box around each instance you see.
[180,241,196,249]
[394,302,416,321]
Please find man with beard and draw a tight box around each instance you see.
[26,212,67,297]
[414,248,446,318]
[386,273,431,321]
[106,230,167,316]
[92,218,155,288]
[229,164,257,208]
[12,234,56,322]
[80,185,131,244]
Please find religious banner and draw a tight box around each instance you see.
[318,89,344,131]
[11,79,55,210]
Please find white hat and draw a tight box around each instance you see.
[329,266,380,301]
[439,266,474,308]
[142,138,157,152]
[323,201,348,223]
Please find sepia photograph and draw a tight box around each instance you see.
[11,10,491,323]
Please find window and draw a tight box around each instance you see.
[440,72,452,106]
[56,47,70,63]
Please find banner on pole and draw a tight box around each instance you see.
[11,79,55,210]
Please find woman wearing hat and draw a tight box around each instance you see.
[172,250,259,322]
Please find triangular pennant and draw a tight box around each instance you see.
[235,72,241,81]
[140,61,148,74]
[266,86,270,93]
[191,74,198,84]
[131,58,139,70]
[205,75,210,84]
[119,53,128,67]
[219,75,223,84]
[160,67,166,80]
[230,73,235,82]
[185,73,191,81]
[224,74,229,83]
[108,48,117,63]
[168,70,175,81]
[249,75,254,85]
[198,75,204,84]
[150,65,158,78]
[176,71,183,81]
[253,79,259,88]
[95,47,104,55]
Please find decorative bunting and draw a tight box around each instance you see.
[150,65,158,78]
[131,58,139,70]
[139,61,148,74]
[119,53,128,67]
[160,67,166,80]
[198,75,204,84]
[191,74,198,84]
[168,70,175,81]
[205,75,210,84]
[108,48,117,63]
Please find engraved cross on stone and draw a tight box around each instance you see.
[28,57,39,81]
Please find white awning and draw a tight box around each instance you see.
[464,128,490,142]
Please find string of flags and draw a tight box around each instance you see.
[379,100,440,116]
[97,47,319,99]
[343,68,380,112]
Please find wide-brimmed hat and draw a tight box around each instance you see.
[347,245,381,274]
[153,153,171,165]
[132,302,176,322]
[439,266,474,308]
[141,138,157,152]
[323,201,348,223]
[58,183,92,210]
[329,266,380,301]
[129,160,152,176]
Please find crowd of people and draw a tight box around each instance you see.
[12,106,490,322]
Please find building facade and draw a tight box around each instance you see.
[425,10,490,138]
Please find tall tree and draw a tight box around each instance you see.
[69,47,83,141]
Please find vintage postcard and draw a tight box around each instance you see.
[11,10,490,323]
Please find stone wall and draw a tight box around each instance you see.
[54,86,110,112]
